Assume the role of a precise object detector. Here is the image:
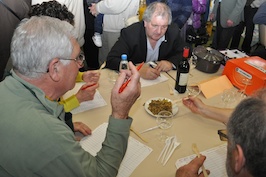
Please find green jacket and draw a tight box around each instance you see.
[0,70,132,177]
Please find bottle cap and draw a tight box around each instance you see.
[183,47,189,58]
[121,54,127,60]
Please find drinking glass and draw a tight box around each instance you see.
[186,85,201,97]
[239,78,252,98]
[108,70,118,84]
[156,111,173,142]
[221,89,236,108]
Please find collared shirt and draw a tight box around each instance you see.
[0,70,133,177]
[146,35,165,62]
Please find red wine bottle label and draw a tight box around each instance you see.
[178,73,189,86]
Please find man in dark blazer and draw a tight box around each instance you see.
[106,2,187,80]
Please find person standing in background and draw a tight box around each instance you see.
[253,1,266,24]
[83,0,100,69]
[0,0,31,81]
[230,0,266,54]
[32,0,85,47]
[251,1,266,59]
[89,0,139,66]
[210,0,246,50]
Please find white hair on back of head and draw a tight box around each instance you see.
[11,16,78,78]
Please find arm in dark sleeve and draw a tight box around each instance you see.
[159,24,189,67]
[106,23,147,70]
[253,2,266,25]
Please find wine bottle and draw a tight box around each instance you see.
[175,47,190,93]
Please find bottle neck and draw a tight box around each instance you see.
[183,48,189,58]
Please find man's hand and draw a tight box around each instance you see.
[227,19,234,27]
[182,96,206,115]
[73,122,92,141]
[89,3,98,16]
[156,60,173,72]
[76,82,99,103]
[82,70,100,83]
[111,62,141,119]
[139,65,160,80]
[209,13,215,22]
[175,156,209,177]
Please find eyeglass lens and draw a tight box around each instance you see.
[218,129,228,141]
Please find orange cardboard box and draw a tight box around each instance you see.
[222,56,266,96]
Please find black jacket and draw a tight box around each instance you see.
[106,21,187,71]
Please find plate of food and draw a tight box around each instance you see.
[144,97,178,117]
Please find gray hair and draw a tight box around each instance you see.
[142,2,172,25]
[227,93,266,176]
[11,16,78,78]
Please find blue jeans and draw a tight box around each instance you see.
[94,13,103,34]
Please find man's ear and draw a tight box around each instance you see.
[233,144,246,173]
[47,58,61,82]
[144,20,147,28]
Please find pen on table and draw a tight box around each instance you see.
[81,83,97,90]
[165,71,176,81]
[118,62,144,93]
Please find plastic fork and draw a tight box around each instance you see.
[163,136,180,166]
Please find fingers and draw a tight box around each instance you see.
[190,155,206,168]
[140,67,160,80]
[199,170,210,177]
[76,83,98,103]
[175,155,208,177]
[111,62,141,119]
[176,156,206,177]
[73,122,92,136]
[156,60,172,71]
[80,82,99,91]
[82,70,100,82]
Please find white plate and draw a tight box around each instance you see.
[144,97,178,117]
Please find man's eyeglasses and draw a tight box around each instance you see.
[60,53,85,67]
[218,129,228,141]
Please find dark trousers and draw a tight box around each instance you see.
[83,0,99,70]
[94,13,103,34]
[230,6,258,53]
[212,3,236,50]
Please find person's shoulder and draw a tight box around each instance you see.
[124,21,143,31]
[167,23,179,31]
[121,21,144,36]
